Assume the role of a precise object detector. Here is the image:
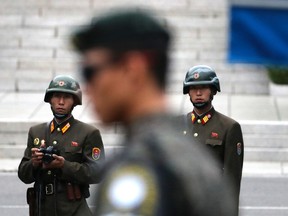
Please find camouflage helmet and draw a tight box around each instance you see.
[44,75,82,105]
[183,65,221,94]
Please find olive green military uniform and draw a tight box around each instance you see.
[94,115,233,216]
[18,75,105,216]
[18,116,105,216]
[182,65,244,216]
[184,108,243,208]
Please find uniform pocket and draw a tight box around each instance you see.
[205,139,223,147]
[65,146,82,154]
[64,146,83,162]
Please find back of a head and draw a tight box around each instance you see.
[71,8,171,89]
[72,8,170,52]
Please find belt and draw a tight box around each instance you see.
[44,181,66,195]
[45,184,54,195]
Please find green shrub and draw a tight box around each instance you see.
[267,66,288,85]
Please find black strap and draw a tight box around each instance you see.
[46,121,58,216]
[53,175,58,216]
[45,122,51,147]
[35,121,58,216]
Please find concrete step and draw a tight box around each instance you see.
[1,120,288,161]
[245,147,288,162]
[241,121,288,161]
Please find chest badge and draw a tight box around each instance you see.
[34,138,40,145]
[92,147,101,160]
[41,139,45,146]
[71,141,79,147]
[211,132,218,138]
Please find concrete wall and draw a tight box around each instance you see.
[0,0,269,94]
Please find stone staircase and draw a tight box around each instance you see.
[242,121,288,162]
[1,118,288,162]
[0,0,286,170]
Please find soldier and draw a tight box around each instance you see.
[18,75,105,216]
[182,65,244,216]
[71,9,233,216]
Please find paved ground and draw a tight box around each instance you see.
[1,172,288,216]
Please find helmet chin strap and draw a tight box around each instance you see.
[192,101,210,109]
[53,112,69,120]
[191,94,214,110]
[51,106,73,121]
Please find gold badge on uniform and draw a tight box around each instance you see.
[34,138,40,145]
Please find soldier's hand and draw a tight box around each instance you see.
[31,148,43,167]
[43,155,65,169]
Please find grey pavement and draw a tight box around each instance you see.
[2,173,288,216]
[0,91,288,176]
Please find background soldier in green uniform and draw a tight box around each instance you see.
[18,75,105,216]
[71,9,233,216]
[182,65,244,216]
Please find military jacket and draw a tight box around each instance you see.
[183,107,244,216]
[94,114,233,216]
[18,116,105,216]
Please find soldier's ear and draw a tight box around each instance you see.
[210,87,217,96]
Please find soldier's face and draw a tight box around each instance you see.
[188,85,212,104]
[50,92,74,114]
[82,49,133,123]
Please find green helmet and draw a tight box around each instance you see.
[183,65,221,94]
[44,75,82,105]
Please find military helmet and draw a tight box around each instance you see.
[183,65,221,94]
[44,75,82,105]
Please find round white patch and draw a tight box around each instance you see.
[108,174,147,210]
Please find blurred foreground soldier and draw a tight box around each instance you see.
[18,75,105,216]
[72,9,233,216]
[182,65,244,216]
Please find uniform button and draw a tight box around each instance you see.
[47,170,51,175]
[197,119,201,124]
[53,140,57,145]
[194,133,198,137]
[183,131,187,135]
[57,128,61,132]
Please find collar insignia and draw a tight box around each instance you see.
[61,122,70,134]
[50,121,55,133]
[191,111,212,125]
